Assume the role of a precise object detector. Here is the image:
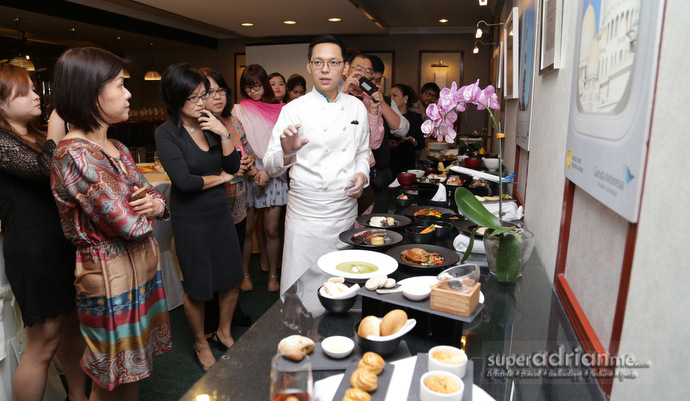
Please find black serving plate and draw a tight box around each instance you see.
[356,213,412,229]
[338,227,403,250]
[386,244,460,273]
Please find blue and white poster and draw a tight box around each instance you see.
[565,0,665,222]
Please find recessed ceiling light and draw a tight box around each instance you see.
[439,19,448,23]
[479,0,488,5]
[328,18,342,22]
[241,23,254,27]
[283,20,297,25]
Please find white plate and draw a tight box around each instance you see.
[397,276,485,303]
[317,250,398,282]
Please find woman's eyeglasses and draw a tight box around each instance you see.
[186,92,211,103]
[244,84,263,93]
[207,88,228,97]
[309,60,344,70]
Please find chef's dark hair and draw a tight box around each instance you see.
[308,34,347,61]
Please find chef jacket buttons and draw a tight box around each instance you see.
[341,106,344,111]
[342,148,346,152]
[323,127,327,132]
[342,126,346,131]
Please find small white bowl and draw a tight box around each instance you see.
[483,157,499,170]
[321,336,354,359]
[407,169,425,179]
[402,284,431,301]
[427,346,468,378]
[420,370,465,401]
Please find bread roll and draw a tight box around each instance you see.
[350,367,378,392]
[342,388,371,401]
[357,316,380,338]
[278,335,314,361]
[379,309,407,336]
[358,351,385,375]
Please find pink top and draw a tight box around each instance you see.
[231,99,284,159]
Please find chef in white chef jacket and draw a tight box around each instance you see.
[264,34,371,294]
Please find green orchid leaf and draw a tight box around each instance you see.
[495,233,521,281]
[460,226,478,263]
[454,187,501,230]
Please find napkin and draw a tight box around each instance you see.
[431,183,447,202]
[454,233,486,254]
[483,200,524,220]
[389,178,400,188]
[319,283,360,300]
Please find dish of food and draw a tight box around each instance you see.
[317,250,398,281]
[402,206,454,218]
[386,244,460,272]
[339,228,403,249]
[356,213,411,229]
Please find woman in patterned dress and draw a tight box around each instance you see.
[50,47,171,400]
[0,64,87,401]
[231,64,286,292]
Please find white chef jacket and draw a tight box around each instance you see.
[264,89,371,294]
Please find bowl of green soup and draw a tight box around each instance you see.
[317,250,398,282]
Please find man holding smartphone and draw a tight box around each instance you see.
[263,35,371,294]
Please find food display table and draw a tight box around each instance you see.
[177,197,606,401]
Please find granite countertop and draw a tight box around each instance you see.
[178,197,606,401]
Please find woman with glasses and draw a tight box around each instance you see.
[198,67,257,300]
[155,63,243,372]
[231,64,285,293]
[51,47,171,398]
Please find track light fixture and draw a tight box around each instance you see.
[473,40,495,54]
[475,20,502,39]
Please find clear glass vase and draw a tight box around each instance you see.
[483,229,535,282]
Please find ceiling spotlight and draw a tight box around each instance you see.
[241,22,254,27]
[479,0,488,6]
[473,46,479,54]
[439,19,448,23]
[328,18,342,22]
[283,20,297,25]
[475,20,502,39]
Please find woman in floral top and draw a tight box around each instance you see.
[50,47,171,398]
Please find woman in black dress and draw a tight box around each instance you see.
[389,84,426,176]
[0,64,87,400]
[155,64,243,372]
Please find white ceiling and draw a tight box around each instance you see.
[1,0,500,52]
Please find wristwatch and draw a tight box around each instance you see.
[221,133,231,141]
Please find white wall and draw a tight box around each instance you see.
[612,0,690,399]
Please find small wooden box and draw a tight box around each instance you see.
[429,282,481,317]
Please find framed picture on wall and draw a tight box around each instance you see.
[564,0,665,223]
[503,7,519,99]
[516,0,538,151]
[539,0,563,74]
[418,51,464,90]
[363,51,394,95]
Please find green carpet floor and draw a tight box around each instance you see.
[138,254,280,401]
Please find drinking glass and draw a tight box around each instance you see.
[269,353,313,401]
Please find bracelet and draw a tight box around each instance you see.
[155,199,167,219]
[221,133,231,141]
